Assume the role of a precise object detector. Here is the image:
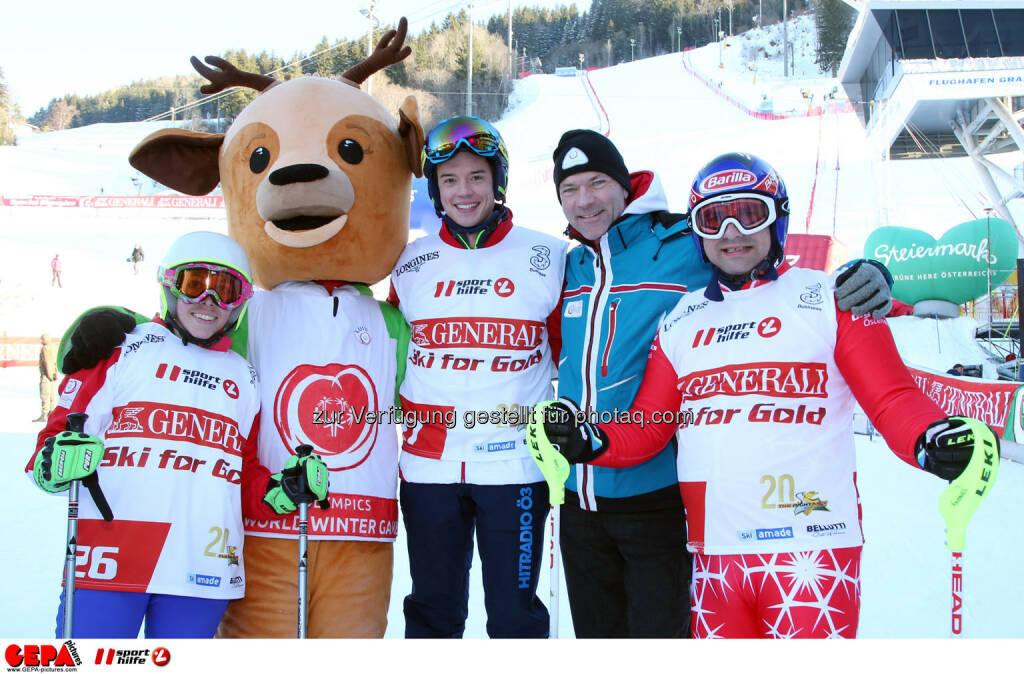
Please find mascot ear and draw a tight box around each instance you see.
[398,96,424,178]
[129,128,224,196]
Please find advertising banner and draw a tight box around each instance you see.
[906,364,1020,437]
[866,218,1017,304]
[1,195,225,208]
[0,337,44,368]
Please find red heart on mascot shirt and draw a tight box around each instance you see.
[273,363,379,471]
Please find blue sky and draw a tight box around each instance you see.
[2,0,589,116]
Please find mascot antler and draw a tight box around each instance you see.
[190,16,411,95]
[342,17,412,85]
[190,55,277,94]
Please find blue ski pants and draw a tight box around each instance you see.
[55,588,228,638]
[400,480,550,638]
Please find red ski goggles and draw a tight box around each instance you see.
[422,117,505,165]
[691,193,788,239]
[160,263,253,309]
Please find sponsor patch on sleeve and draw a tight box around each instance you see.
[58,378,82,409]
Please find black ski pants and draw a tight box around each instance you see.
[560,497,691,638]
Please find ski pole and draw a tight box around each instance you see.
[526,401,570,639]
[548,503,562,638]
[295,444,313,639]
[61,412,87,639]
[297,497,309,639]
[937,419,999,637]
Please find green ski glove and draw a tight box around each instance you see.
[263,448,330,514]
[527,400,572,506]
[33,430,104,493]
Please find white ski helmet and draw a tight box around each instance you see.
[157,231,254,340]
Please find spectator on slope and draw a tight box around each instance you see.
[51,253,62,288]
[34,333,58,423]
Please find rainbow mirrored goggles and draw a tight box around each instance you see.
[422,118,505,165]
[691,192,789,239]
[159,263,253,309]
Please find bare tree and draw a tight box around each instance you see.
[47,100,78,131]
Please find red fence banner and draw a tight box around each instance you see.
[681,53,855,120]
[0,336,49,368]
[906,365,1019,436]
[2,195,224,208]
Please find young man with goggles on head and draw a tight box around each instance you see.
[536,152,996,639]
[388,116,565,638]
[26,231,326,638]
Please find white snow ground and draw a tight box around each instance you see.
[1,12,1022,639]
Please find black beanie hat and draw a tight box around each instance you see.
[552,129,631,201]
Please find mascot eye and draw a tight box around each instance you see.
[249,147,271,173]
[338,139,364,165]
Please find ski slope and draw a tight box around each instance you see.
[1,15,1022,639]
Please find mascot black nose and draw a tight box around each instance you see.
[269,163,330,186]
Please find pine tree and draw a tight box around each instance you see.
[815,0,855,76]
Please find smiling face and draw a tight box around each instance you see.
[558,170,628,241]
[175,297,231,341]
[702,222,772,277]
[436,151,495,227]
[219,78,414,288]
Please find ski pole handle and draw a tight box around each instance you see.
[65,412,114,521]
[66,412,86,433]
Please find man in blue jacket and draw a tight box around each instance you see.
[553,130,706,638]
[550,131,893,638]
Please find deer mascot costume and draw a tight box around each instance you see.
[123,22,422,637]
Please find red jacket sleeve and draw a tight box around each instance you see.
[834,308,944,467]
[239,413,286,520]
[593,334,683,468]
[386,281,400,309]
[26,347,120,473]
[547,299,562,366]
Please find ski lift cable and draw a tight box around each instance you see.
[904,119,983,204]
[142,36,377,123]
[903,119,979,220]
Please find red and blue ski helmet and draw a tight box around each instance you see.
[687,152,789,263]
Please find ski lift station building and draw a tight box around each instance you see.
[838,0,1024,232]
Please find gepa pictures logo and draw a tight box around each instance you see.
[5,641,82,669]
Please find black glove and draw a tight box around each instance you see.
[541,399,608,464]
[835,259,893,319]
[62,309,137,374]
[915,417,990,481]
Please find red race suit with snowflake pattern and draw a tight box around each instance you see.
[27,321,261,599]
[594,264,944,637]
